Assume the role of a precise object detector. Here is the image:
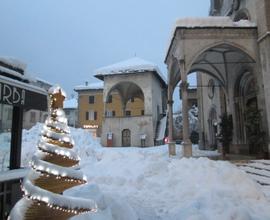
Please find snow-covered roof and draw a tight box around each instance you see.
[166,17,257,62]
[174,17,256,28]
[94,57,167,85]
[0,56,27,71]
[64,98,78,109]
[74,82,104,91]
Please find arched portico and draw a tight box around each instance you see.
[104,81,145,117]
[165,17,259,157]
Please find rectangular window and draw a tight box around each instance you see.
[89,96,95,104]
[107,95,112,103]
[125,110,131,116]
[0,104,13,172]
[30,112,36,123]
[88,110,97,120]
[85,112,89,120]
[106,110,115,117]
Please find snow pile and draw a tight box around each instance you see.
[20,124,270,220]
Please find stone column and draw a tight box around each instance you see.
[179,60,192,157]
[167,86,176,156]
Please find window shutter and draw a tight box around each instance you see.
[94,111,97,120]
[86,112,89,120]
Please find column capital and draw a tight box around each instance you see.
[180,81,189,90]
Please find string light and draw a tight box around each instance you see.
[17,85,97,218]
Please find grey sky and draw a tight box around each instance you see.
[0,0,210,96]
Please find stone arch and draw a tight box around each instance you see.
[105,81,145,116]
[186,41,256,74]
[233,70,258,152]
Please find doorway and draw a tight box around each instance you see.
[122,129,131,147]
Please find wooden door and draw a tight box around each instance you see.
[122,129,131,147]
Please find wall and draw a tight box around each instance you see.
[101,115,154,147]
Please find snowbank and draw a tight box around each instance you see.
[20,124,270,220]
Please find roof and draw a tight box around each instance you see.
[165,17,257,62]
[0,56,27,71]
[174,17,256,28]
[74,82,104,91]
[64,98,78,109]
[94,57,167,86]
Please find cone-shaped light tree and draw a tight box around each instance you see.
[9,85,97,220]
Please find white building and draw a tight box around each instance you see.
[94,57,167,147]
[63,98,78,127]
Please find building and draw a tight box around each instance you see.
[95,57,167,147]
[0,57,48,218]
[166,0,270,157]
[63,98,78,127]
[75,57,167,146]
[23,78,52,129]
[75,81,145,138]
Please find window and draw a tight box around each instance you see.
[88,111,97,120]
[30,112,36,123]
[106,110,114,117]
[107,95,112,103]
[0,104,13,172]
[85,112,89,120]
[125,110,131,116]
[141,110,144,116]
[89,96,95,104]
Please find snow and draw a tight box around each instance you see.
[48,84,67,97]
[94,57,167,84]
[174,17,257,28]
[0,56,27,71]
[166,17,257,60]
[17,123,270,220]
[156,114,167,141]
[64,98,78,109]
[74,82,104,91]
[0,168,28,182]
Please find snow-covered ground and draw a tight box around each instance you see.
[20,124,270,220]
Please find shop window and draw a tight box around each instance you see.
[0,104,13,172]
[89,96,95,104]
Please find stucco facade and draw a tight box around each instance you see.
[94,57,167,147]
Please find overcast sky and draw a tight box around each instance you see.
[0,0,210,96]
